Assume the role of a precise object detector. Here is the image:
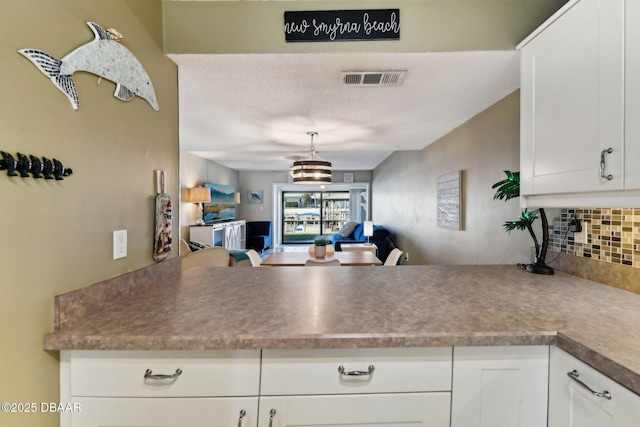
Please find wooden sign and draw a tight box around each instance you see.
[284,9,400,42]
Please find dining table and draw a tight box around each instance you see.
[260,251,382,266]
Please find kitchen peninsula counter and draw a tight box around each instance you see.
[45,264,640,395]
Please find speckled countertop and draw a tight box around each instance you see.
[45,265,640,395]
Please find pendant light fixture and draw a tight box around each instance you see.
[290,132,332,184]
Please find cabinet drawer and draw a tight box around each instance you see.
[259,393,451,427]
[261,347,452,395]
[68,350,260,397]
[71,397,257,427]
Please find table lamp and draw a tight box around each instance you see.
[364,221,374,245]
[189,187,211,225]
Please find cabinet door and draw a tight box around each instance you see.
[71,397,257,427]
[520,0,624,195]
[258,393,450,427]
[549,346,640,427]
[451,346,549,427]
[190,226,215,247]
[625,0,640,189]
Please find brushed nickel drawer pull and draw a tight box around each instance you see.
[268,409,276,427]
[238,409,246,427]
[600,148,613,181]
[144,368,182,381]
[338,365,375,377]
[567,370,612,400]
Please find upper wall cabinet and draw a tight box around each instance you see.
[518,0,640,207]
[625,0,640,190]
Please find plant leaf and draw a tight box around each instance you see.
[492,170,520,201]
[502,208,539,233]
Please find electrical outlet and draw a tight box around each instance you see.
[113,230,127,260]
[573,223,588,245]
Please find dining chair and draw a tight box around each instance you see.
[246,249,263,267]
[305,258,341,267]
[181,246,230,271]
[384,248,403,266]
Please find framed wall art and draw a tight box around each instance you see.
[247,191,264,204]
[437,171,462,230]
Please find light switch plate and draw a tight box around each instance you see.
[113,230,127,260]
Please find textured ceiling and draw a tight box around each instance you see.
[171,50,520,171]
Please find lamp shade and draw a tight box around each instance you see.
[234,192,241,204]
[188,187,211,204]
[291,160,332,184]
[363,221,374,237]
[291,131,332,184]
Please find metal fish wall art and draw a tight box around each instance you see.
[18,22,159,111]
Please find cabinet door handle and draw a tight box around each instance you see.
[268,409,276,427]
[600,148,613,181]
[143,368,182,381]
[237,409,246,427]
[567,370,612,400]
[338,365,375,377]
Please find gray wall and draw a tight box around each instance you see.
[372,91,533,265]
[180,152,239,243]
[237,170,373,222]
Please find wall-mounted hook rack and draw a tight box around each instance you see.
[0,151,73,180]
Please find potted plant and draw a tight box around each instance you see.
[492,171,554,275]
[313,236,331,258]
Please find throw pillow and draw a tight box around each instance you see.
[338,221,358,237]
[188,241,210,252]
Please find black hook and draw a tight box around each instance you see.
[16,153,31,178]
[53,159,73,180]
[0,151,17,176]
[29,155,42,178]
[42,157,53,179]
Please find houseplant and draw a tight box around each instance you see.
[313,236,331,258]
[492,171,554,275]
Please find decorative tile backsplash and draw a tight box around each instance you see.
[548,208,640,268]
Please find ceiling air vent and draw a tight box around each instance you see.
[341,70,406,86]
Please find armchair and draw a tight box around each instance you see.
[246,221,272,253]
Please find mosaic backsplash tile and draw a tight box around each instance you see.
[547,208,640,269]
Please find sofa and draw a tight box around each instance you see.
[331,222,396,263]
[246,221,272,253]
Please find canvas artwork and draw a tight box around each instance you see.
[437,171,462,230]
[247,191,264,204]
[203,183,235,222]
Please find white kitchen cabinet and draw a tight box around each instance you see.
[190,220,245,250]
[60,350,260,427]
[451,346,549,427]
[624,0,640,189]
[260,347,452,427]
[549,346,640,427]
[519,0,625,199]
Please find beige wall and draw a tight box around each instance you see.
[163,0,568,54]
[0,1,178,426]
[372,91,533,265]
